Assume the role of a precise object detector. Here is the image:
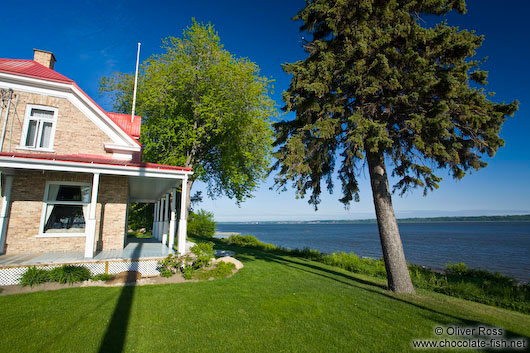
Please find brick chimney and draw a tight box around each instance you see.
[33,49,56,70]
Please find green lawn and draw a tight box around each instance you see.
[0,243,528,353]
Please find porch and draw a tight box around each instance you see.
[0,238,179,267]
[0,153,193,260]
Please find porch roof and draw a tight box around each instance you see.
[0,152,192,203]
[0,152,191,172]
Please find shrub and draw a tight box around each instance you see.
[182,265,195,280]
[212,261,236,278]
[92,273,114,281]
[446,262,468,276]
[227,234,261,247]
[320,252,386,278]
[158,253,193,277]
[49,265,92,284]
[20,267,50,287]
[196,261,236,280]
[290,247,323,261]
[191,242,214,268]
[187,209,216,238]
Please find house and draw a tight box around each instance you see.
[0,49,192,265]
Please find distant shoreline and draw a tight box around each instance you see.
[218,214,530,225]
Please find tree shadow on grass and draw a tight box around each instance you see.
[97,243,143,353]
[203,236,530,341]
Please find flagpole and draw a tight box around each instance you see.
[131,42,141,123]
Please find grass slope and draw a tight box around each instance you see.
[0,244,528,353]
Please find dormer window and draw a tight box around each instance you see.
[20,104,57,151]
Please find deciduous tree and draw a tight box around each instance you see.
[100,20,277,213]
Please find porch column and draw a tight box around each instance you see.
[85,173,100,258]
[156,198,162,241]
[154,200,162,240]
[0,174,14,254]
[168,188,177,250]
[153,201,159,240]
[177,176,188,255]
[162,193,169,245]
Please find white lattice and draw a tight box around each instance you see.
[0,259,162,286]
[107,260,160,276]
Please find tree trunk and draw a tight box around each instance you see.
[184,179,194,219]
[366,150,415,294]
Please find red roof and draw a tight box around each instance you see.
[0,57,142,145]
[0,152,192,172]
[106,112,141,139]
[0,59,73,84]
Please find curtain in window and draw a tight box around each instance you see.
[47,184,61,201]
[39,122,53,148]
[25,120,37,147]
[82,205,89,224]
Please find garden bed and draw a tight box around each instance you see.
[0,255,242,296]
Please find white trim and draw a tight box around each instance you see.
[0,156,192,179]
[16,146,55,153]
[0,174,14,253]
[104,143,139,153]
[38,180,92,237]
[169,188,177,250]
[85,173,99,258]
[177,176,188,255]
[112,153,133,161]
[19,104,58,151]
[162,193,169,246]
[36,233,86,238]
[0,73,141,150]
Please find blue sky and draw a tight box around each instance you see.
[1,0,529,221]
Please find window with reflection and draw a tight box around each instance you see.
[42,183,91,234]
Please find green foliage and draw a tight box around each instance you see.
[49,265,92,284]
[226,234,261,247]
[20,267,50,287]
[289,247,323,261]
[157,244,214,279]
[445,262,469,276]
[127,203,154,232]
[321,252,387,278]
[196,261,236,280]
[159,267,174,278]
[182,265,195,280]
[100,19,277,205]
[21,265,92,286]
[190,242,214,268]
[409,264,529,313]
[127,231,152,239]
[272,0,518,208]
[187,209,216,238]
[92,273,114,281]
[157,253,187,277]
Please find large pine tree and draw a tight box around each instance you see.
[272,0,518,293]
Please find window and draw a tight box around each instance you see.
[20,105,57,151]
[39,182,91,236]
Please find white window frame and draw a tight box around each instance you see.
[18,104,58,152]
[37,181,92,238]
